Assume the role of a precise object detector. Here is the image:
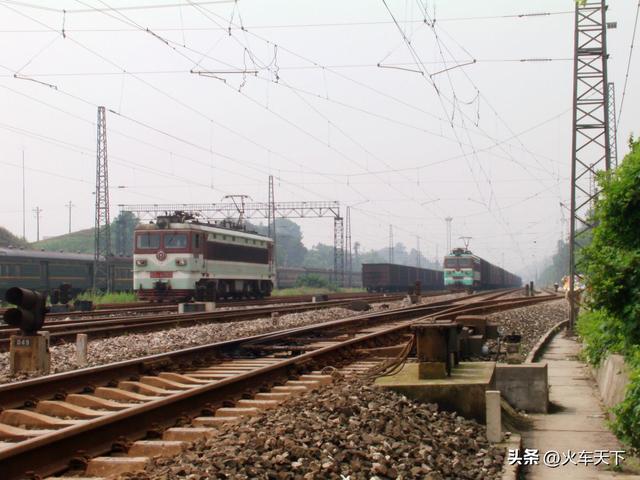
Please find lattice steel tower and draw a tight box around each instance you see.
[333,216,344,287]
[93,106,111,292]
[607,82,618,168]
[345,206,352,287]
[267,175,277,286]
[569,1,611,329]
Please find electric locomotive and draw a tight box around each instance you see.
[443,248,521,291]
[133,212,275,301]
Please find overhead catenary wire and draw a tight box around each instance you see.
[0,0,567,259]
[617,0,640,128]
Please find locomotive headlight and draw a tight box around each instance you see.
[175,258,187,266]
[135,259,147,267]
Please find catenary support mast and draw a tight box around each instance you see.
[569,0,611,330]
[94,106,111,292]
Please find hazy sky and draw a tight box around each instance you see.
[0,0,637,278]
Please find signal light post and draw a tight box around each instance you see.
[4,287,50,374]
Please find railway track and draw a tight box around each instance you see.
[0,290,558,480]
[0,290,448,319]
[0,294,414,352]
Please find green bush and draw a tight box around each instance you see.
[577,309,624,365]
[577,137,640,451]
[610,349,640,450]
[75,291,138,304]
[294,273,337,291]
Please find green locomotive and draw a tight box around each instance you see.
[443,248,521,291]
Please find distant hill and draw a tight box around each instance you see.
[32,228,95,254]
[0,226,30,249]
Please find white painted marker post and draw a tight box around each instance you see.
[485,390,502,443]
[76,333,88,367]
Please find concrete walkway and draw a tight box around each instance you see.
[523,332,635,479]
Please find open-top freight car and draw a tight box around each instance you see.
[0,247,132,299]
[443,248,521,291]
[134,212,275,301]
[362,263,443,292]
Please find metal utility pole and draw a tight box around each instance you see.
[94,106,112,293]
[445,217,452,254]
[388,225,394,264]
[333,216,344,287]
[346,206,352,287]
[22,150,26,240]
[607,82,618,168]
[32,206,42,242]
[569,0,611,331]
[65,201,75,234]
[267,175,277,284]
[416,236,421,268]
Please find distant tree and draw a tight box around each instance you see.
[250,219,307,268]
[0,226,29,249]
[303,243,335,269]
[111,212,139,256]
[294,273,336,290]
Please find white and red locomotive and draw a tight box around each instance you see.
[133,213,274,301]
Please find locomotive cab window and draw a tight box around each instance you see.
[444,258,458,268]
[136,233,160,249]
[458,258,473,268]
[164,233,188,249]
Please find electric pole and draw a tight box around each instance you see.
[33,206,42,242]
[94,106,111,292]
[22,150,26,240]
[388,225,394,264]
[445,217,452,254]
[607,82,618,168]
[416,236,421,268]
[569,0,612,330]
[346,206,352,287]
[267,175,277,286]
[65,201,75,234]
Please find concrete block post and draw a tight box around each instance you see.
[39,330,50,350]
[271,312,280,327]
[76,333,88,367]
[485,390,502,443]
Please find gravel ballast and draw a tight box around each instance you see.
[0,294,462,385]
[0,305,387,384]
[123,377,505,480]
[487,298,568,361]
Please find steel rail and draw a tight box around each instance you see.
[0,295,411,352]
[0,289,508,409]
[0,291,557,479]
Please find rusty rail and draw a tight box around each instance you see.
[0,289,551,479]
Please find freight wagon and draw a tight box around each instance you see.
[0,247,132,299]
[362,263,443,292]
[443,248,521,291]
[276,267,362,289]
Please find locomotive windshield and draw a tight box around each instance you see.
[136,232,160,249]
[444,257,473,268]
[459,258,473,268]
[444,258,458,268]
[164,233,188,249]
